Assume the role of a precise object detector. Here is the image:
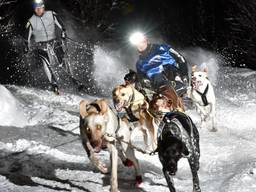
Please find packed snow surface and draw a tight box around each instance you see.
[0,66,256,192]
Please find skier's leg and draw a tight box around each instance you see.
[38,49,59,94]
[54,41,64,66]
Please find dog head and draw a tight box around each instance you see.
[149,93,173,118]
[191,65,208,89]
[112,84,133,112]
[158,136,189,175]
[80,99,109,153]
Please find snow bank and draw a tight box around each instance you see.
[0,85,28,127]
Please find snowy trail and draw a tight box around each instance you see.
[0,67,256,192]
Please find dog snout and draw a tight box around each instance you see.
[113,98,119,104]
[167,160,178,175]
[91,140,100,148]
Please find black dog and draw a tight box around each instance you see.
[157,111,201,192]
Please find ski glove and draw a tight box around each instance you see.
[124,69,137,84]
[61,31,67,39]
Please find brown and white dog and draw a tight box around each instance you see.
[112,84,157,151]
[189,65,216,131]
[79,99,143,192]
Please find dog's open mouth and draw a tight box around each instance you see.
[114,101,125,112]
[91,140,103,153]
[169,171,176,176]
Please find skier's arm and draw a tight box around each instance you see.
[169,48,186,63]
[25,21,33,49]
[169,47,188,78]
[52,11,66,34]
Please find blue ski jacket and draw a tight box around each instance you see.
[136,44,178,78]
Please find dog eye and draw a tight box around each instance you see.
[121,93,125,96]
[199,74,202,77]
[96,124,102,130]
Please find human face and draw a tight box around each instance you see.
[34,6,45,17]
[136,39,148,52]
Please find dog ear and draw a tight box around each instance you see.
[80,100,90,118]
[95,99,108,115]
[203,67,208,73]
[192,65,197,72]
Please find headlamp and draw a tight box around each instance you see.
[129,32,146,46]
[33,0,45,9]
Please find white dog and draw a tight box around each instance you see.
[79,99,143,192]
[190,66,217,131]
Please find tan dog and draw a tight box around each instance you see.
[79,99,143,191]
[112,84,157,151]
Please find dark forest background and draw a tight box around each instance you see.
[0,0,256,86]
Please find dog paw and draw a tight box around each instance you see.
[193,188,201,192]
[210,127,217,132]
[135,175,143,188]
[98,162,108,173]
[122,159,134,167]
[110,187,119,192]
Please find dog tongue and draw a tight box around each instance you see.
[115,103,123,112]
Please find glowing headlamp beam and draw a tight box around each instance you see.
[129,32,146,45]
[35,0,43,3]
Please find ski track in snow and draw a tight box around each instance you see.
[0,67,256,192]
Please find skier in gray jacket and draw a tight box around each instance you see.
[26,0,66,94]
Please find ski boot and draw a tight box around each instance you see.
[51,83,60,95]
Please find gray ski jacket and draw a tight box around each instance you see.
[26,11,65,46]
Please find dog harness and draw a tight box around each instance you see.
[125,107,139,122]
[124,88,144,123]
[158,112,194,157]
[195,84,209,106]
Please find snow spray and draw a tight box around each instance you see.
[182,47,221,86]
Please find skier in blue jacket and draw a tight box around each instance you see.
[128,32,188,96]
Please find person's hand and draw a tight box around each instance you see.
[61,31,66,39]
[24,44,31,54]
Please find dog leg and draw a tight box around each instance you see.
[107,142,118,192]
[145,118,158,151]
[195,103,207,127]
[163,168,176,192]
[126,146,143,187]
[188,158,201,192]
[80,122,108,173]
[116,123,135,167]
[140,127,151,151]
[117,125,143,188]
[209,103,217,132]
